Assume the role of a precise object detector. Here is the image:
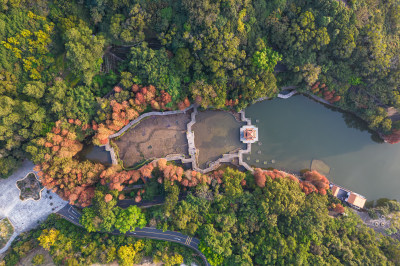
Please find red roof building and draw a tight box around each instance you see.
[244,128,257,141]
[240,126,258,144]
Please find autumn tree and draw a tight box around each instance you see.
[37,229,59,250]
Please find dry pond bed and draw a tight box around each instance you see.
[113,112,192,168]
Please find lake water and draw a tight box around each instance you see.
[245,95,400,201]
[80,145,112,165]
[192,111,246,169]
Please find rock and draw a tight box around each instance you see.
[310,159,330,175]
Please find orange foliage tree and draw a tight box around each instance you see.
[252,168,331,197]
[303,170,330,195]
[93,84,173,146]
[333,203,346,214]
[32,121,105,207]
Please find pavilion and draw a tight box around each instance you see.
[240,125,258,144]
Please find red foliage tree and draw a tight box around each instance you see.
[184,97,191,107]
[132,84,139,92]
[303,170,329,195]
[300,181,317,195]
[254,168,266,188]
[333,203,345,214]
[160,90,172,105]
[104,194,113,202]
[135,195,142,202]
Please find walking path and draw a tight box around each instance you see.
[254,88,298,103]
[185,107,255,173]
[102,87,301,174]
[56,204,211,266]
[0,160,67,254]
[277,90,298,99]
[106,104,258,174]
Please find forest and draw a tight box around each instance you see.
[1,0,399,178]
[2,165,400,265]
[0,0,400,265]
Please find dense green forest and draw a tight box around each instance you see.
[1,0,399,178]
[1,0,400,265]
[2,214,197,266]
[2,166,400,265]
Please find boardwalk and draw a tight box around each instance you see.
[107,104,257,174]
[186,107,254,174]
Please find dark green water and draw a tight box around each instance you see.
[193,111,246,168]
[245,95,400,200]
[81,145,112,165]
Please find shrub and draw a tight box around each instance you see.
[32,254,45,265]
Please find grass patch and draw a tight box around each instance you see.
[125,159,153,170]
[0,218,14,249]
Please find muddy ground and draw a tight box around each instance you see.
[113,112,191,168]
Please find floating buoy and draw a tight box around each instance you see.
[256,119,259,123]
[256,159,260,163]
[257,150,261,154]
[258,142,262,146]
[247,157,250,160]
[271,160,276,163]
[263,161,268,165]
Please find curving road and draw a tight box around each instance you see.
[56,204,210,266]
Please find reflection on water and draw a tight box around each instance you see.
[80,145,112,165]
[193,111,246,169]
[245,95,400,200]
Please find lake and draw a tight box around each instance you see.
[245,95,400,201]
[192,110,245,169]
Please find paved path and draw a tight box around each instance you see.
[185,107,255,174]
[277,90,298,99]
[107,103,256,174]
[0,160,67,254]
[56,204,211,266]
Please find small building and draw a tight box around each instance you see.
[347,193,367,209]
[240,126,258,144]
[330,184,366,209]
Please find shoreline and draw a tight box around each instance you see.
[252,89,388,143]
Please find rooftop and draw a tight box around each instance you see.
[240,126,258,144]
[347,193,367,209]
[330,184,366,209]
